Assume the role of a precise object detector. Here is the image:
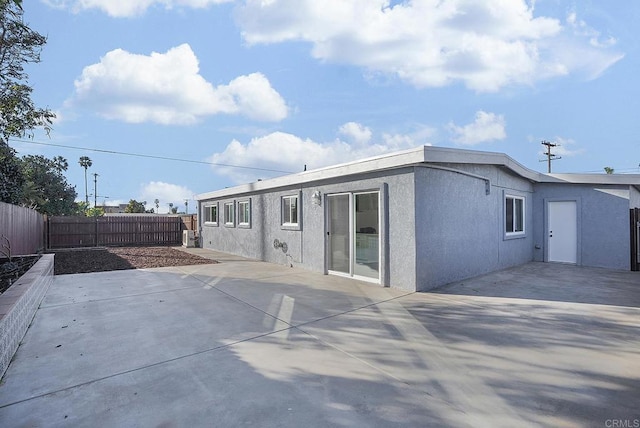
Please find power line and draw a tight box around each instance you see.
[9,138,295,174]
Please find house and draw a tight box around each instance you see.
[195,146,640,292]
[99,204,129,214]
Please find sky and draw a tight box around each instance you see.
[9,0,640,213]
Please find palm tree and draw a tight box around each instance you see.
[78,156,92,205]
[154,199,159,212]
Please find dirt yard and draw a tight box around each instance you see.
[53,247,216,275]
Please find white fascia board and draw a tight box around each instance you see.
[421,146,543,182]
[200,145,640,201]
[541,173,640,185]
[196,146,428,200]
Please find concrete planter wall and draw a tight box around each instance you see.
[0,254,54,378]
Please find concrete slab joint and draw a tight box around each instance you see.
[0,254,54,378]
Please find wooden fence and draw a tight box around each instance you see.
[0,202,46,256]
[47,215,197,249]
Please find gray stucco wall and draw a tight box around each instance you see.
[199,169,418,291]
[200,190,307,268]
[413,164,534,291]
[533,184,631,270]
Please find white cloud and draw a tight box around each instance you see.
[542,12,624,81]
[139,181,195,213]
[448,111,506,145]
[338,122,372,146]
[69,44,288,124]
[566,12,617,49]
[236,0,623,91]
[208,123,433,183]
[43,0,232,17]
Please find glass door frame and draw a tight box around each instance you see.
[326,191,381,284]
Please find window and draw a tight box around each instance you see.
[224,202,234,226]
[505,195,525,235]
[238,200,250,227]
[282,195,298,226]
[203,204,217,225]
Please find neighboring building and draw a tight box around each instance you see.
[195,146,640,292]
[99,204,128,214]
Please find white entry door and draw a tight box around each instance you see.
[548,201,577,263]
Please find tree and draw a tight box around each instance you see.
[0,0,55,203]
[20,154,77,215]
[85,206,104,217]
[154,198,159,212]
[75,200,89,214]
[604,167,614,174]
[78,156,92,204]
[0,0,55,144]
[124,199,146,213]
[0,144,23,203]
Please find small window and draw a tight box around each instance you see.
[238,200,250,227]
[224,202,234,226]
[282,195,298,226]
[505,195,524,235]
[203,204,218,225]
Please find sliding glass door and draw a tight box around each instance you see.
[327,192,380,282]
[328,194,350,274]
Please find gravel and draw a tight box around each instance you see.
[53,246,216,275]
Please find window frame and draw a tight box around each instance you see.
[505,194,525,237]
[281,194,300,230]
[203,203,218,226]
[238,199,251,228]
[223,201,235,227]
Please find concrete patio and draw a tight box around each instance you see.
[0,249,638,427]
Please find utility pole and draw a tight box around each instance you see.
[93,173,99,208]
[92,173,99,247]
[79,156,92,206]
[540,140,561,173]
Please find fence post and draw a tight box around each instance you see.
[44,215,48,250]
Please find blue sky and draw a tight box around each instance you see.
[10,0,640,213]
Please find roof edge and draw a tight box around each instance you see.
[196,146,428,200]
[540,173,640,185]
[195,145,640,200]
